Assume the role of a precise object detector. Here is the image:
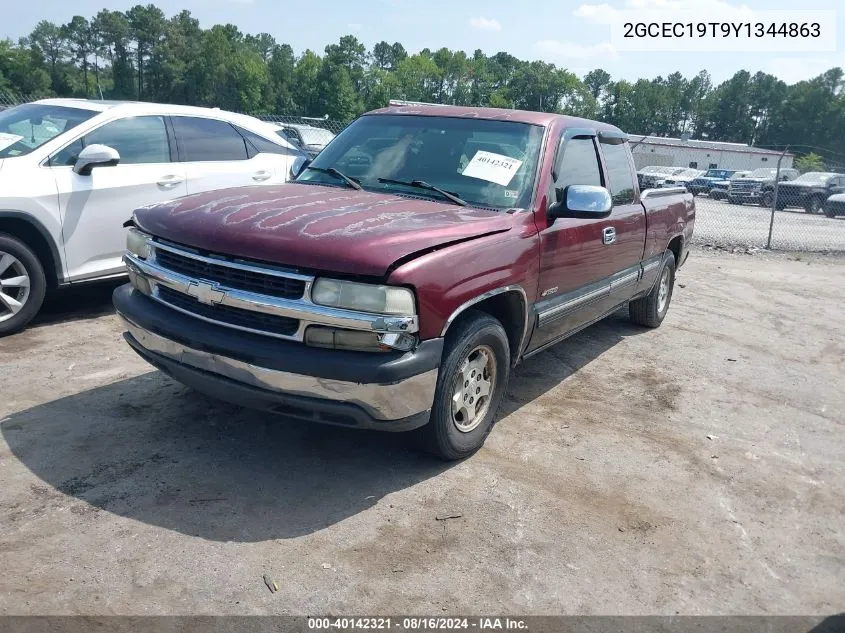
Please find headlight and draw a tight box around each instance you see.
[126,227,151,259]
[311,278,415,315]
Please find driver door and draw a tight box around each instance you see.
[49,115,187,281]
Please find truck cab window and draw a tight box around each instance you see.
[601,141,636,205]
[554,137,602,189]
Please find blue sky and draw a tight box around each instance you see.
[4,0,843,85]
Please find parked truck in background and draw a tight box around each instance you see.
[114,104,695,460]
[773,172,845,214]
[727,167,799,206]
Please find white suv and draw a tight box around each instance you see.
[0,99,304,335]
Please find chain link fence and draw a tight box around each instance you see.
[634,142,845,252]
[0,90,42,109]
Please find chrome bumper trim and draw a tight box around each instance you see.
[124,254,419,342]
[120,316,438,421]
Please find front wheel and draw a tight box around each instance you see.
[805,196,823,214]
[760,192,773,208]
[629,251,676,328]
[418,311,510,460]
[0,234,47,337]
[728,196,742,205]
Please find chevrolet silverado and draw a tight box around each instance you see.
[114,104,695,460]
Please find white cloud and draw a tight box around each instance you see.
[575,0,758,24]
[762,56,845,85]
[469,16,503,32]
[535,40,619,60]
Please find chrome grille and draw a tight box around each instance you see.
[157,286,299,337]
[154,246,305,300]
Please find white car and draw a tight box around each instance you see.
[0,98,305,335]
[272,123,336,158]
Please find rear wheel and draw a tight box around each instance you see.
[823,205,837,218]
[728,196,742,205]
[0,234,47,336]
[629,251,675,329]
[417,311,510,460]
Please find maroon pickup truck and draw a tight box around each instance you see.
[114,104,694,460]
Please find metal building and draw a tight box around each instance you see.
[628,135,794,171]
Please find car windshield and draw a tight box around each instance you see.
[297,114,545,210]
[729,172,748,180]
[298,127,335,147]
[793,172,835,183]
[748,168,777,178]
[0,103,98,158]
[704,169,732,178]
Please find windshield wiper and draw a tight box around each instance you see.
[305,166,362,190]
[377,178,467,207]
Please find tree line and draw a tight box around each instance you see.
[1,4,844,153]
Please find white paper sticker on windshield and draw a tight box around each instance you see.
[0,133,23,151]
[461,151,523,186]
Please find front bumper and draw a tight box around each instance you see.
[114,285,441,431]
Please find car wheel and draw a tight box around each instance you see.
[0,234,47,337]
[629,251,675,329]
[760,192,773,208]
[728,197,741,205]
[418,310,510,460]
[805,196,822,214]
[823,205,837,218]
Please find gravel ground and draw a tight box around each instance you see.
[0,248,843,615]
[693,197,845,251]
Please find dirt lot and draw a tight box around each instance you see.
[1,248,843,615]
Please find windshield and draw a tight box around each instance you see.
[704,169,733,178]
[0,103,98,158]
[297,114,544,210]
[298,127,335,147]
[729,172,749,180]
[793,172,835,184]
[748,168,777,178]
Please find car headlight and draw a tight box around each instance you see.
[311,278,415,315]
[126,227,151,259]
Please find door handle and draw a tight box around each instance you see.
[602,226,616,245]
[252,170,272,182]
[157,175,185,188]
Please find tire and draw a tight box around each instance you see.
[728,197,741,206]
[629,251,675,329]
[417,311,510,460]
[0,233,47,336]
[823,205,837,218]
[760,192,773,208]
[711,191,725,201]
[805,196,822,215]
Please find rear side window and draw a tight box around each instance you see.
[555,137,603,187]
[172,117,249,162]
[601,141,636,204]
[237,127,290,156]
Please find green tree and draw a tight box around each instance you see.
[794,152,825,173]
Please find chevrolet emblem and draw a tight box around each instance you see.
[186,281,226,306]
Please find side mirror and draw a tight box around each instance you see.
[73,144,120,176]
[548,184,613,220]
[290,156,311,181]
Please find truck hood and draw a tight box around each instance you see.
[732,177,771,184]
[133,183,516,277]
